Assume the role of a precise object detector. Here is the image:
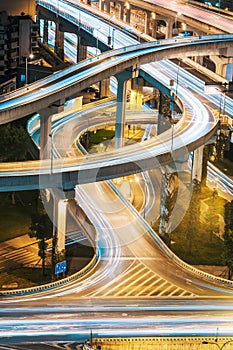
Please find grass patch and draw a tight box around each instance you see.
[171,226,224,265]
[0,191,39,242]
[88,129,115,145]
[164,186,227,266]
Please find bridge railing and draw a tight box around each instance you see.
[0,249,99,296]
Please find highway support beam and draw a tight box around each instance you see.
[125,2,131,23]
[51,191,72,276]
[77,36,87,62]
[130,77,143,111]
[114,67,139,148]
[144,10,151,36]
[159,165,179,246]
[99,0,105,12]
[43,19,48,45]
[105,0,111,14]
[39,102,65,160]
[99,78,110,98]
[150,12,157,39]
[119,2,124,21]
[192,146,204,183]
[55,23,65,61]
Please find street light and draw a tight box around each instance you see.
[25,53,34,85]
[202,339,233,350]
[111,28,115,49]
[95,27,101,56]
[49,133,54,174]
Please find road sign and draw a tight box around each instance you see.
[55,260,67,275]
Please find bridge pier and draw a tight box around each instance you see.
[192,146,204,183]
[99,0,105,12]
[39,103,64,160]
[150,12,157,38]
[115,68,139,148]
[77,36,87,62]
[130,77,143,110]
[42,19,49,45]
[159,165,179,246]
[119,2,124,21]
[99,78,110,98]
[53,195,67,261]
[55,23,65,61]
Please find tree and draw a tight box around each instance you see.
[222,229,233,280]
[0,123,30,162]
[185,178,201,255]
[224,200,233,231]
[159,170,178,247]
[0,122,31,204]
[29,213,53,276]
[222,201,233,279]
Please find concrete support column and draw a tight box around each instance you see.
[144,11,151,35]
[119,2,124,21]
[130,77,143,110]
[105,0,111,13]
[99,0,104,11]
[210,55,233,78]
[99,78,110,98]
[43,19,48,45]
[150,12,157,38]
[39,103,64,160]
[56,199,67,256]
[166,18,174,39]
[125,3,131,23]
[114,71,131,148]
[157,93,171,135]
[159,166,179,246]
[192,146,204,182]
[77,36,87,62]
[40,109,52,160]
[195,56,204,65]
[55,24,64,61]
[52,194,68,274]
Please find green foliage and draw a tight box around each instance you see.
[222,229,233,279]
[185,178,201,255]
[0,191,39,242]
[224,200,233,231]
[80,129,115,151]
[29,212,53,276]
[222,201,233,279]
[0,123,30,162]
[170,185,226,265]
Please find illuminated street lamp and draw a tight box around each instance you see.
[202,339,233,350]
[25,53,34,85]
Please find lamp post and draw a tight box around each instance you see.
[25,53,34,85]
[96,27,100,56]
[112,28,115,49]
[202,339,233,350]
[49,133,53,174]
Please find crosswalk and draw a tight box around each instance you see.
[87,259,195,298]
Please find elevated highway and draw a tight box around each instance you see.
[0,3,233,346]
[0,35,232,191]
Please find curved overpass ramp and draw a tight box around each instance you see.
[0,35,232,190]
